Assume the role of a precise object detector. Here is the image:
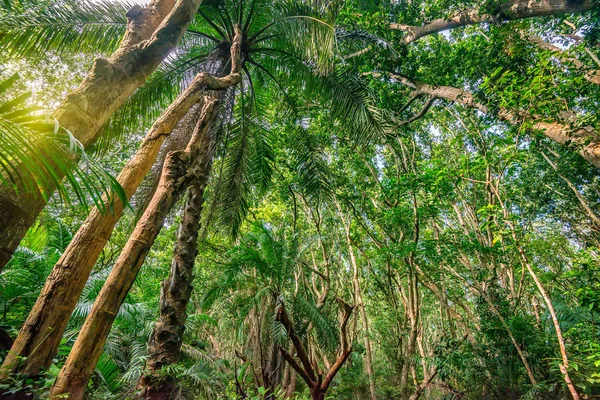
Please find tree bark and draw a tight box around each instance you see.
[49,27,242,398]
[0,0,204,271]
[49,98,219,400]
[277,300,353,400]
[490,186,580,400]
[335,204,376,400]
[528,35,600,86]
[0,71,237,381]
[138,166,214,398]
[382,72,600,169]
[392,0,595,44]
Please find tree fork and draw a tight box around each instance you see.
[276,300,354,400]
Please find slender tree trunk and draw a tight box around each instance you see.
[489,184,579,399]
[49,98,219,400]
[511,227,579,399]
[138,177,211,399]
[285,369,298,398]
[450,266,538,385]
[0,0,204,271]
[0,71,229,381]
[337,207,376,400]
[380,73,600,169]
[541,151,600,227]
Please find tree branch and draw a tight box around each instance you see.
[275,303,317,382]
[368,71,600,169]
[279,348,314,387]
[392,0,595,44]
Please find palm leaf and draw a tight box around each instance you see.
[0,0,131,59]
[0,73,127,211]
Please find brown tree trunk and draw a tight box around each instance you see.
[138,164,214,398]
[0,0,204,271]
[0,70,235,381]
[489,187,580,400]
[49,98,219,400]
[391,0,594,44]
[277,301,353,400]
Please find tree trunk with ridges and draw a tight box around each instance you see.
[49,98,219,400]
[0,71,220,380]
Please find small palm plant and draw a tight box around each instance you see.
[202,222,340,396]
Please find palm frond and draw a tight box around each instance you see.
[0,0,131,59]
[288,125,332,202]
[293,295,339,352]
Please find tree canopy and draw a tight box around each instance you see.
[0,0,600,399]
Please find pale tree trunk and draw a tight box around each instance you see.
[0,71,234,381]
[137,60,229,400]
[381,73,600,169]
[400,272,419,393]
[442,203,539,386]
[528,36,600,86]
[490,186,580,400]
[0,0,204,270]
[541,151,600,227]
[50,98,220,400]
[443,258,539,386]
[50,28,242,398]
[335,201,376,400]
[391,0,594,44]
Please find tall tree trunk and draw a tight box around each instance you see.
[0,0,204,271]
[490,187,580,399]
[50,98,220,400]
[138,130,217,398]
[335,203,376,400]
[50,29,241,398]
[0,70,235,381]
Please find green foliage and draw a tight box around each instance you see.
[3,0,600,399]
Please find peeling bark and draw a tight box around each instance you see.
[50,97,220,400]
[138,133,215,400]
[49,27,243,399]
[0,69,239,381]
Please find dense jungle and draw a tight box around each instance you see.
[1,0,600,399]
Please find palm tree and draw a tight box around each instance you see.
[200,221,344,398]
